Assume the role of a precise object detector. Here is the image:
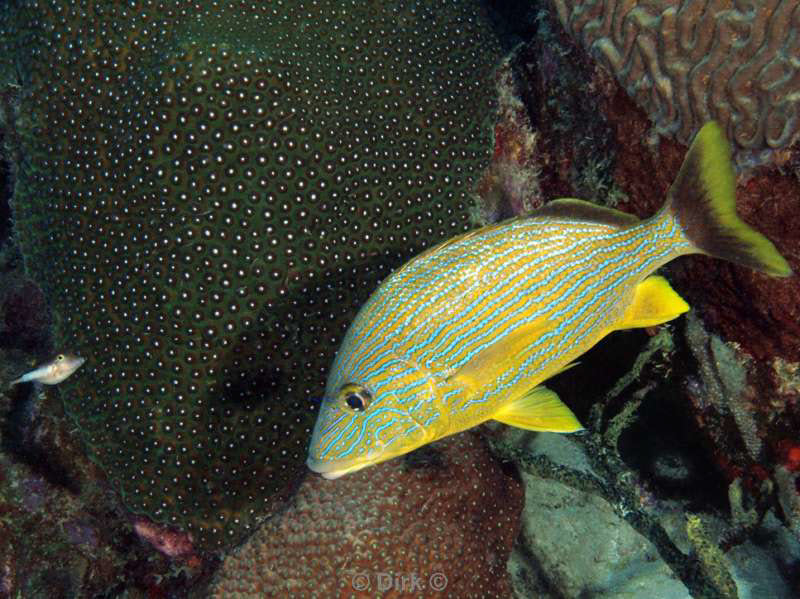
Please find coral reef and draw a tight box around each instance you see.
[686,514,738,599]
[684,313,764,464]
[209,430,523,598]
[496,327,800,599]
[553,0,800,165]
[506,6,623,206]
[666,169,800,363]
[516,2,798,384]
[473,55,544,225]
[775,465,800,541]
[501,10,800,579]
[132,516,196,560]
[0,365,215,597]
[2,0,503,549]
[593,50,800,498]
[0,63,211,595]
[682,312,800,563]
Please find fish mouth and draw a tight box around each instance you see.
[306,452,383,480]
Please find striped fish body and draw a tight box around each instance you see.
[328,210,686,429]
[316,209,687,458]
[307,122,791,479]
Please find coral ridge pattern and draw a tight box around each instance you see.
[554,0,800,161]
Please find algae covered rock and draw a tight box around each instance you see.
[2,0,502,549]
[506,431,799,599]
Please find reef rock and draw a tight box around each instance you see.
[506,431,798,599]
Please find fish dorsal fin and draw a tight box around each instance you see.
[493,385,583,432]
[534,198,639,228]
[446,317,552,392]
[615,275,689,330]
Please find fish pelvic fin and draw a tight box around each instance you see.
[493,386,583,433]
[665,121,791,277]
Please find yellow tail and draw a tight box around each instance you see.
[666,122,791,277]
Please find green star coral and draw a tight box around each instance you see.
[2,0,501,549]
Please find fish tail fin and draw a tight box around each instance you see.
[665,121,791,277]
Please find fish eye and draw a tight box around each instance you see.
[56,354,65,361]
[346,394,365,410]
[338,383,372,411]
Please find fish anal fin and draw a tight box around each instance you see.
[616,275,689,330]
[493,386,583,432]
[534,198,639,228]
[448,317,552,392]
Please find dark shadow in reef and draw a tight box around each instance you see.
[1,384,81,494]
[213,245,405,415]
[0,156,10,251]
[178,246,416,527]
[0,276,53,354]
[403,443,446,471]
[547,325,730,511]
[546,328,652,425]
[485,0,540,51]
[0,325,51,354]
[0,94,13,250]
[618,382,729,510]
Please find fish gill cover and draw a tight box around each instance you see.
[2,0,502,549]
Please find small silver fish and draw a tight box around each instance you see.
[10,353,85,386]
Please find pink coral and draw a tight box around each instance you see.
[133,518,195,559]
[209,430,523,598]
[475,56,544,222]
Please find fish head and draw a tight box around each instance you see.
[59,352,85,367]
[57,353,86,368]
[47,353,86,384]
[307,363,439,479]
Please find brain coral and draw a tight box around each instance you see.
[209,431,523,598]
[3,0,501,549]
[552,0,800,162]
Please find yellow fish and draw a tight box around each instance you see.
[307,122,791,479]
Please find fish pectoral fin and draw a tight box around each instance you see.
[492,386,583,432]
[445,317,552,392]
[616,275,689,330]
